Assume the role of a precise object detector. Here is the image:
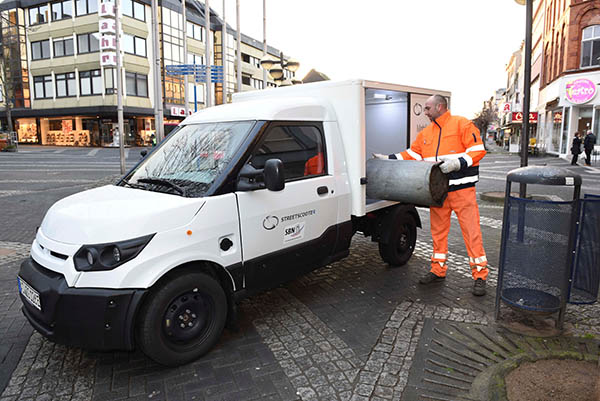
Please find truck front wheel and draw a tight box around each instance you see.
[137,272,227,366]
[378,213,417,267]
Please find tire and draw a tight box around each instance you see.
[378,213,417,267]
[137,272,227,366]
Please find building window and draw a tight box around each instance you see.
[186,22,204,41]
[122,0,145,21]
[79,70,102,95]
[31,40,51,60]
[75,0,97,16]
[29,5,49,25]
[104,68,116,94]
[53,37,74,57]
[251,77,264,90]
[187,53,204,65]
[126,72,148,97]
[51,0,72,21]
[581,25,600,68]
[34,75,53,99]
[77,32,100,54]
[241,75,250,86]
[55,72,76,97]
[242,53,261,68]
[123,34,146,57]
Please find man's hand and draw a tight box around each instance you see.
[439,158,461,173]
[372,153,388,159]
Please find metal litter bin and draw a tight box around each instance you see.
[569,194,600,304]
[495,166,581,329]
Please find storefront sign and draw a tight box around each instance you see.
[101,52,117,67]
[553,112,562,123]
[565,78,596,104]
[99,0,118,68]
[101,35,116,51]
[170,107,192,117]
[511,112,538,124]
[502,103,511,113]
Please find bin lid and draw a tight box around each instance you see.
[507,166,581,186]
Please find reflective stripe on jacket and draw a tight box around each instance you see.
[389,111,486,191]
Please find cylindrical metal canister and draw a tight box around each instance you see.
[366,159,448,207]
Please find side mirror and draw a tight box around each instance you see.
[237,158,285,191]
[264,159,285,191]
[140,150,148,157]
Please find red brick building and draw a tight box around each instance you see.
[536,0,600,155]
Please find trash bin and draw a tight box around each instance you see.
[569,194,600,304]
[495,166,581,329]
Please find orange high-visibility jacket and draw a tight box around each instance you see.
[389,111,486,191]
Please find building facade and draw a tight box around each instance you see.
[0,0,297,146]
[499,0,600,157]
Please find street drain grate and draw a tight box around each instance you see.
[401,318,600,401]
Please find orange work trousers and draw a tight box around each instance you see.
[429,186,488,280]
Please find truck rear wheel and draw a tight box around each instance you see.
[137,272,227,366]
[378,213,417,267]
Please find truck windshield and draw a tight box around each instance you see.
[124,121,255,197]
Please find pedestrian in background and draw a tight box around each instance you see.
[373,95,489,296]
[584,130,597,166]
[570,131,582,166]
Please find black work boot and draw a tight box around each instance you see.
[472,278,486,296]
[419,272,445,285]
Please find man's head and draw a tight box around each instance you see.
[588,130,593,135]
[424,95,448,121]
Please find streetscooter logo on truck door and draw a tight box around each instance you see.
[283,222,305,243]
[262,215,279,230]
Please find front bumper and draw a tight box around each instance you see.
[18,257,147,351]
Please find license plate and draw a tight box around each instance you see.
[18,276,41,311]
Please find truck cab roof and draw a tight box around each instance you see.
[181,96,335,125]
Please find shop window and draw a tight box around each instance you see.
[34,75,53,99]
[51,0,72,21]
[77,32,100,54]
[75,0,97,16]
[123,34,146,57]
[126,72,148,97]
[79,70,102,95]
[28,5,48,25]
[581,25,600,68]
[53,37,74,57]
[55,72,76,97]
[122,0,145,21]
[49,119,75,131]
[31,40,50,60]
[249,125,326,180]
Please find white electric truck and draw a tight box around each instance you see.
[18,80,450,366]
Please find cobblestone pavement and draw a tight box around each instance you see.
[1,147,600,401]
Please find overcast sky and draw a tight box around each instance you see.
[211,0,526,118]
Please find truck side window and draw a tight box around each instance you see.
[250,125,326,181]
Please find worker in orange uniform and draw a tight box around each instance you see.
[374,95,488,296]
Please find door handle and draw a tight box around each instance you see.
[317,186,328,195]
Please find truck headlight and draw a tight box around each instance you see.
[74,234,155,271]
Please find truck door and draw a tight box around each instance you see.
[236,122,339,293]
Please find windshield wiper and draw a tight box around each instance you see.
[137,178,187,196]
[122,179,148,190]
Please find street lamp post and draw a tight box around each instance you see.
[260,52,300,87]
[515,0,533,198]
